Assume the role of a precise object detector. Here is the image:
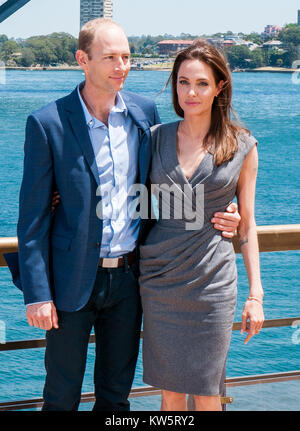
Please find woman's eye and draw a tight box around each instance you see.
[198,82,208,86]
[179,80,188,85]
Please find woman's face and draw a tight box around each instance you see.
[176,59,223,118]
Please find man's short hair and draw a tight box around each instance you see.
[78,18,123,59]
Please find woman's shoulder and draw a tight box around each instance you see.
[150,121,179,154]
[150,121,179,138]
[237,128,258,146]
[236,129,258,156]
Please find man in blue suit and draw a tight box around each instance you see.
[16,19,240,411]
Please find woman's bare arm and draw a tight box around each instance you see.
[236,143,264,344]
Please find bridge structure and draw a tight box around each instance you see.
[0,0,31,23]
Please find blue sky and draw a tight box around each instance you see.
[0,0,299,38]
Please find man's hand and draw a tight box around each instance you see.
[26,302,59,331]
[211,202,241,238]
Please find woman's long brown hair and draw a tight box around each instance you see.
[169,39,247,166]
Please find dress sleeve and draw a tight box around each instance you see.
[238,131,258,159]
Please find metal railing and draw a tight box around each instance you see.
[0,224,299,410]
[1,224,300,267]
[0,369,299,411]
[0,317,299,411]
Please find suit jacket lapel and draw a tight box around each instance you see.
[123,94,153,186]
[63,88,100,188]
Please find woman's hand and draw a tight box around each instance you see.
[51,190,60,212]
[241,299,264,344]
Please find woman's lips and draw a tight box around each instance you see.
[185,101,200,105]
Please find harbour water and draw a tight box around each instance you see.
[0,70,299,410]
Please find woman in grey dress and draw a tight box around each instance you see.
[139,40,264,411]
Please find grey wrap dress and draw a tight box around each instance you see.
[139,121,257,396]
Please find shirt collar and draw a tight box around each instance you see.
[112,92,128,115]
[77,83,128,129]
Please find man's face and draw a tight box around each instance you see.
[78,25,131,94]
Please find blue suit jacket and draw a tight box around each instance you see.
[5,86,160,311]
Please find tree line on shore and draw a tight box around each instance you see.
[0,24,299,69]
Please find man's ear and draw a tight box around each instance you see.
[76,50,89,69]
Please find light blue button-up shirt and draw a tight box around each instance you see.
[77,85,140,258]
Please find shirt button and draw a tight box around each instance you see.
[94,242,100,249]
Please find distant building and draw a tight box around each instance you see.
[223,34,243,42]
[298,9,300,26]
[205,38,224,49]
[262,40,283,51]
[80,0,113,28]
[243,41,260,51]
[223,40,234,47]
[261,25,283,40]
[222,37,254,49]
[157,40,194,56]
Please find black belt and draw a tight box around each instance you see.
[98,249,137,268]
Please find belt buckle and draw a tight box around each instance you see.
[101,257,120,268]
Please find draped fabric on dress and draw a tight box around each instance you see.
[139,121,257,395]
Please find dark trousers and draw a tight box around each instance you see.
[42,261,142,411]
